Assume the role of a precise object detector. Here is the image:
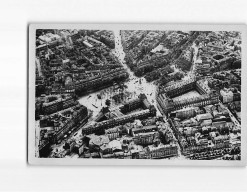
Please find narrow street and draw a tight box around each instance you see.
[191,43,199,73]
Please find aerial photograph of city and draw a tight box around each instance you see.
[34,28,242,161]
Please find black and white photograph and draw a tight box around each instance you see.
[2,0,247,192]
[28,24,247,166]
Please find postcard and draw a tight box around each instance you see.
[28,24,246,166]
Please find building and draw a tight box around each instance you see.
[147,143,178,159]
[131,125,157,136]
[159,77,197,98]
[42,94,76,115]
[81,109,154,135]
[38,104,89,154]
[195,63,211,75]
[119,98,142,114]
[105,128,121,141]
[196,113,213,122]
[157,92,219,115]
[220,89,233,103]
[156,76,219,115]
[170,107,196,119]
[65,67,129,95]
[80,93,157,135]
[133,132,158,145]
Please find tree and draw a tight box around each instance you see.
[105,99,111,107]
[159,76,170,85]
[230,40,235,47]
[174,72,184,80]
[231,60,241,69]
